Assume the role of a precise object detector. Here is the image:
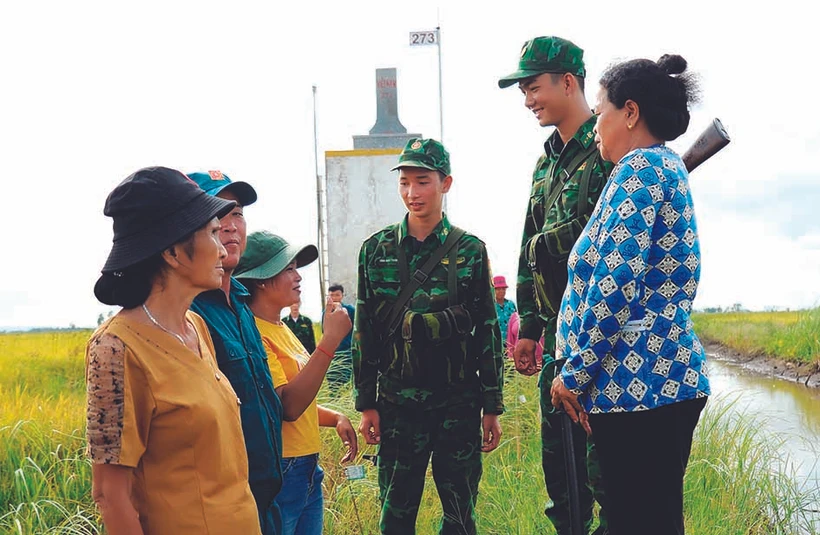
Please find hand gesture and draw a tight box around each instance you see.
[321,296,352,352]
[358,409,381,445]
[513,338,539,376]
[481,413,502,452]
[550,376,591,435]
[335,414,359,463]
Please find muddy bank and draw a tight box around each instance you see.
[704,340,820,388]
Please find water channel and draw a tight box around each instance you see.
[707,352,820,529]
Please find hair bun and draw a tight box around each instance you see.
[657,54,687,76]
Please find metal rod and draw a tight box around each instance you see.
[560,410,584,535]
[312,85,328,305]
[436,25,443,144]
[436,22,447,214]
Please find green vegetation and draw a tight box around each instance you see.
[693,308,820,365]
[1,330,818,534]
[0,330,96,533]
[682,399,818,535]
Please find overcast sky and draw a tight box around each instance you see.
[1,0,817,329]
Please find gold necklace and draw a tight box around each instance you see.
[142,304,187,346]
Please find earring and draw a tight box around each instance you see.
[627,123,633,130]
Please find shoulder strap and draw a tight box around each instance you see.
[387,226,467,334]
[543,143,598,217]
[448,243,459,307]
[576,150,601,217]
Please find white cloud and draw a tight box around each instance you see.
[696,213,820,311]
[0,0,817,327]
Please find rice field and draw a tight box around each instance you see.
[1,328,817,534]
[692,308,820,365]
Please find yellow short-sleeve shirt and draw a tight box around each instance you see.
[85,312,261,535]
[256,318,321,457]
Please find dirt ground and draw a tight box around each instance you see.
[703,340,820,388]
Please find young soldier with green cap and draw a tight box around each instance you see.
[353,138,504,535]
[499,36,611,535]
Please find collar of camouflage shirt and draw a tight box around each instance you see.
[396,212,453,246]
[544,114,598,159]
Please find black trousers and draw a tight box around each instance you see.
[588,397,707,535]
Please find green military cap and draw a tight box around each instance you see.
[234,230,318,281]
[391,137,451,176]
[498,36,586,89]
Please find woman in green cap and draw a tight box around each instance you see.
[234,230,356,535]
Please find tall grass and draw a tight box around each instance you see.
[693,308,820,365]
[1,331,818,533]
[0,331,99,533]
[686,398,819,534]
[317,378,820,535]
[316,369,555,535]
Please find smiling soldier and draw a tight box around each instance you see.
[498,36,612,535]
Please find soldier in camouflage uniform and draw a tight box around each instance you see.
[282,301,316,353]
[498,36,612,535]
[353,138,504,535]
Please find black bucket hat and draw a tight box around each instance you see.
[94,166,235,304]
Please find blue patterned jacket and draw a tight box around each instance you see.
[557,146,710,413]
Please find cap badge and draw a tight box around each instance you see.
[208,170,224,181]
[410,140,422,150]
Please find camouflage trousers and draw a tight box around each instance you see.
[540,361,609,535]
[377,400,482,535]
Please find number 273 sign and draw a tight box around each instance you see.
[409,30,438,46]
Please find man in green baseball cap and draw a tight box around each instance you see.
[500,36,611,535]
[390,137,451,176]
[498,35,586,88]
[354,137,504,534]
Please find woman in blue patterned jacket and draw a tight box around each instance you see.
[550,54,710,535]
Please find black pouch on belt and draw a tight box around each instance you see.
[403,304,473,342]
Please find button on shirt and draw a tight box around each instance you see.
[191,279,284,507]
[556,146,710,413]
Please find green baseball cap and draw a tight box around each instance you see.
[498,36,586,89]
[390,138,451,176]
[234,230,318,281]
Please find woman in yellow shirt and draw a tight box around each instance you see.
[235,230,357,535]
[87,167,261,535]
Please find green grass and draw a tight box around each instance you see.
[0,331,97,533]
[685,398,819,534]
[1,331,818,534]
[692,308,820,365]
[316,369,554,535]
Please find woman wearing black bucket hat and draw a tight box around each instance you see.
[234,230,354,535]
[86,167,262,534]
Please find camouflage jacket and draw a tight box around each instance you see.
[282,314,316,354]
[353,214,504,414]
[517,115,613,341]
